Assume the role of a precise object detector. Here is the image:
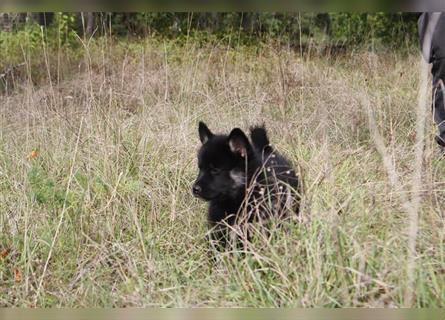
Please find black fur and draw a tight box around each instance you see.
[192,122,300,248]
[250,125,270,152]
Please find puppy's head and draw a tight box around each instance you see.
[192,122,252,201]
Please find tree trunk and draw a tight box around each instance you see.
[241,12,251,32]
[86,12,94,35]
[0,13,12,31]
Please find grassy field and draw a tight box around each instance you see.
[0,37,444,307]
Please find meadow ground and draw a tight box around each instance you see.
[0,37,444,307]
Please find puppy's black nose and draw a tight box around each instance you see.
[192,184,202,196]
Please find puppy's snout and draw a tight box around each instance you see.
[192,184,202,196]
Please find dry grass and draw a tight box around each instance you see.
[0,37,444,307]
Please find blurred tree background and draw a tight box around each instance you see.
[0,12,419,48]
[0,12,420,91]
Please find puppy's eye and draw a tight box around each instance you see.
[210,167,221,175]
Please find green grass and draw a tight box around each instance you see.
[0,36,444,307]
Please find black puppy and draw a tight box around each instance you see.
[192,122,300,248]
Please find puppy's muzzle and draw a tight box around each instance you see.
[192,183,202,197]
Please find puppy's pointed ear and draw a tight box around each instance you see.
[198,122,213,144]
[228,128,251,158]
